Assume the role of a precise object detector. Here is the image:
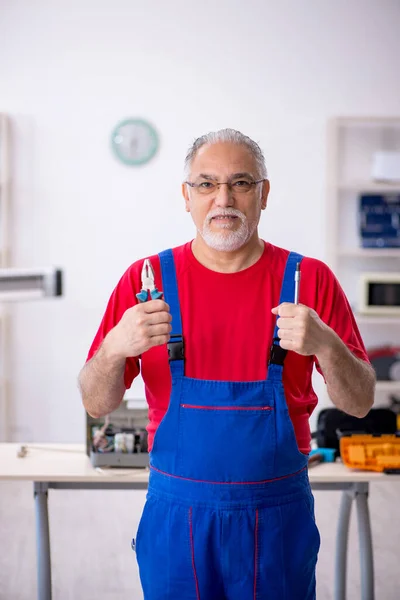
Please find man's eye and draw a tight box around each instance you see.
[233,180,251,187]
[199,181,214,188]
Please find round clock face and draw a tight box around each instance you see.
[111,118,159,166]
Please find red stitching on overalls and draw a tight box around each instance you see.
[150,465,307,485]
[181,404,273,411]
[254,509,259,600]
[189,507,200,600]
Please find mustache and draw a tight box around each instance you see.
[205,208,246,224]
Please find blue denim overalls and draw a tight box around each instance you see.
[134,249,320,599]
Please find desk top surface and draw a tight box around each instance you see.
[1,443,400,484]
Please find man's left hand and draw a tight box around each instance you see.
[271,303,333,356]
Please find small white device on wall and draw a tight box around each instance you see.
[372,151,400,183]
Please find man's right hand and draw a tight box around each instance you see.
[104,300,172,359]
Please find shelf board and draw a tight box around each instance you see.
[338,248,400,258]
[335,117,400,127]
[356,314,400,325]
[375,381,400,392]
[337,182,400,193]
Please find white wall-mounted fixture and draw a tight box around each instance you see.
[0,267,63,301]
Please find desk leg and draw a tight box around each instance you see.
[355,483,374,600]
[34,482,52,600]
[334,490,353,600]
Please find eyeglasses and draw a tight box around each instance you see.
[185,179,266,195]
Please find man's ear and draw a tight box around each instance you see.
[182,183,191,212]
[261,179,270,210]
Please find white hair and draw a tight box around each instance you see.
[184,128,268,180]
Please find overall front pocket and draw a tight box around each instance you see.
[178,404,276,482]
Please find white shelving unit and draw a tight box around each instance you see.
[0,114,10,441]
[327,117,400,407]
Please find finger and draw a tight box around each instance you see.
[141,300,170,314]
[133,311,171,332]
[147,323,172,337]
[278,338,297,351]
[277,328,293,341]
[148,334,171,348]
[276,316,299,329]
[277,327,303,341]
[278,337,310,356]
[271,302,296,317]
[272,303,305,317]
[146,311,172,326]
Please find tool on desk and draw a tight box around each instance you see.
[17,445,28,458]
[294,262,301,304]
[136,259,163,303]
[308,452,323,467]
[308,447,336,467]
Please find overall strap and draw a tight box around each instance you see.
[268,252,303,369]
[158,249,184,378]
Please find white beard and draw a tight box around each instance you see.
[198,208,258,252]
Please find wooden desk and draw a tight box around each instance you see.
[1,443,399,600]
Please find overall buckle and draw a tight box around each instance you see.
[167,335,184,361]
[268,338,287,366]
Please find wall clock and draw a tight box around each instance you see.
[111,118,159,166]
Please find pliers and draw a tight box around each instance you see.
[136,259,163,303]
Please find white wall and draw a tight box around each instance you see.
[1,0,400,441]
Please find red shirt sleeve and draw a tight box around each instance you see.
[301,258,370,375]
[86,264,141,389]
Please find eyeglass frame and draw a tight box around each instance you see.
[184,178,267,194]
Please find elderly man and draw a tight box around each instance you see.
[79,129,375,600]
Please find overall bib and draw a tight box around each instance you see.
[133,250,320,600]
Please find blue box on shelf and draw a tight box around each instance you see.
[359,194,400,248]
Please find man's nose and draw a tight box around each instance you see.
[214,183,234,207]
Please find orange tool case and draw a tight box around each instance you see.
[340,433,400,473]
